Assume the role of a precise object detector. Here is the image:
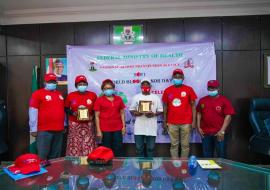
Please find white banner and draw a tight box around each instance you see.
[67,42,216,143]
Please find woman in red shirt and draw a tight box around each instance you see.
[65,75,97,156]
[94,79,126,157]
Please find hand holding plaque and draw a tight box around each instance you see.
[77,105,89,121]
[138,101,152,113]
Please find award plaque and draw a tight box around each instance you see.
[139,161,153,170]
[77,107,89,121]
[138,101,152,113]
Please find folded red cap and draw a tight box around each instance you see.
[88,146,114,164]
[207,80,219,88]
[75,75,88,84]
[44,73,57,82]
[8,153,41,175]
[173,69,184,76]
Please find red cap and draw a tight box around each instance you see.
[102,79,114,85]
[75,75,88,84]
[207,80,219,88]
[44,73,57,82]
[101,79,115,89]
[8,153,41,175]
[88,146,114,164]
[173,69,184,76]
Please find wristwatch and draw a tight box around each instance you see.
[220,131,225,135]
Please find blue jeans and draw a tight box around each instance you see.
[37,131,63,160]
[102,130,123,157]
[202,135,227,158]
[134,135,156,158]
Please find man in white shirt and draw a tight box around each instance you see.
[130,78,163,157]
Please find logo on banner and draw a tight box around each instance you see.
[172,98,181,107]
[89,61,97,72]
[184,58,194,68]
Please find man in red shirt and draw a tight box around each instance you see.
[197,80,235,158]
[29,73,65,160]
[162,69,197,158]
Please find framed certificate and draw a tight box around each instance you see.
[77,107,89,121]
[138,101,152,113]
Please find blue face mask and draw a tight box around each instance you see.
[208,90,218,97]
[45,83,57,91]
[77,85,87,93]
[104,89,114,96]
[173,79,183,86]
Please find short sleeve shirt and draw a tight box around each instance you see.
[196,95,235,134]
[29,88,65,131]
[93,95,125,132]
[129,93,163,136]
[65,91,97,122]
[162,85,197,125]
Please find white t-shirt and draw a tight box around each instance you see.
[129,93,163,136]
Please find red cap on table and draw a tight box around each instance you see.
[8,153,41,175]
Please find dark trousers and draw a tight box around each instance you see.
[202,135,227,158]
[134,135,156,158]
[37,131,63,160]
[102,130,123,157]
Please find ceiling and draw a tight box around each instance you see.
[0,0,270,25]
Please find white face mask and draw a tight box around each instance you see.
[77,85,87,92]
[208,90,218,97]
[45,83,57,91]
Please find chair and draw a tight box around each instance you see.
[249,98,270,156]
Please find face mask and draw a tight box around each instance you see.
[173,79,183,86]
[45,83,57,91]
[104,89,114,96]
[141,86,151,93]
[77,85,87,93]
[208,90,218,97]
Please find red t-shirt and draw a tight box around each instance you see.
[65,91,97,122]
[196,95,235,135]
[162,85,197,125]
[93,95,125,132]
[29,88,65,131]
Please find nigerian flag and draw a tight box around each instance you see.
[29,65,38,153]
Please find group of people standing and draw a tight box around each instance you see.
[29,68,235,161]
